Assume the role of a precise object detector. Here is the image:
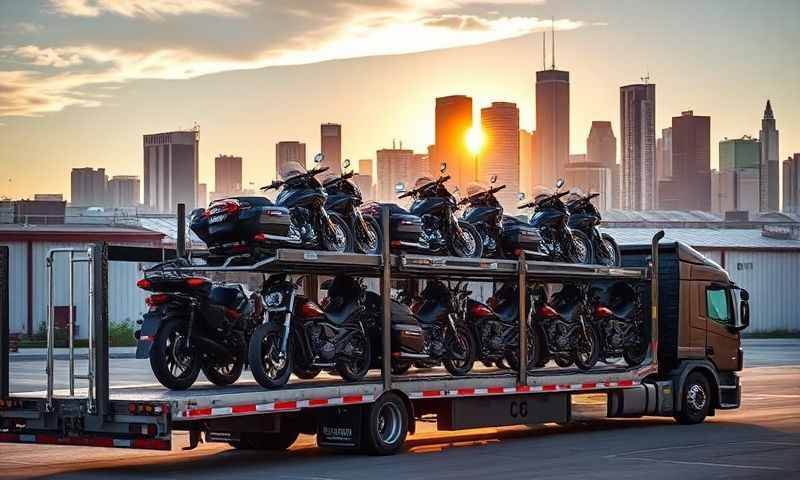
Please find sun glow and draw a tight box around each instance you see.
[466,126,485,155]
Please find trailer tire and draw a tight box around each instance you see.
[233,429,300,451]
[363,392,408,455]
[674,372,711,425]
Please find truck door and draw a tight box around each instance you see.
[704,285,740,371]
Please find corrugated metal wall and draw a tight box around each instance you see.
[3,241,149,338]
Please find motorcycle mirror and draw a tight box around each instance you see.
[440,162,447,173]
[490,175,497,184]
[343,158,351,169]
[314,153,324,164]
[556,178,565,189]
[395,182,405,193]
[189,207,205,218]
[517,192,526,201]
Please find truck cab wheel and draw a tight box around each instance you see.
[363,392,408,455]
[674,372,711,425]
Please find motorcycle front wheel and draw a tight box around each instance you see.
[248,323,293,389]
[149,317,201,390]
[623,325,648,367]
[598,233,622,267]
[443,325,476,376]
[202,352,244,386]
[505,326,543,372]
[355,215,382,254]
[449,221,483,258]
[336,329,372,382]
[321,212,355,253]
[569,230,594,265]
[573,322,601,371]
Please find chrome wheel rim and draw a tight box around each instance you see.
[333,224,347,252]
[460,230,477,256]
[377,403,402,445]
[363,223,379,253]
[687,384,707,411]
[601,240,617,266]
[261,333,286,379]
[166,330,192,378]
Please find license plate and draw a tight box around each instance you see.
[209,214,227,224]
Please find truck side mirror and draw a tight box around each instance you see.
[735,288,750,332]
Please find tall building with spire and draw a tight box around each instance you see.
[620,82,656,210]
[759,100,780,211]
[535,70,570,189]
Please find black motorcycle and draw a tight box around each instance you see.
[460,176,545,259]
[135,259,262,390]
[323,159,382,254]
[518,179,593,264]
[395,164,483,258]
[532,282,600,371]
[396,280,477,375]
[248,274,371,389]
[566,191,621,266]
[589,282,647,367]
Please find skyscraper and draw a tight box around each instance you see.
[564,162,613,211]
[519,130,533,198]
[143,129,199,213]
[355,159,374,202]
[214,154,243,195]
[275,141,306,178]
[784,153,800,214]
[376,147,413,202]
[586,121,617,208]
[70,167,107,206]
[660,111,711,211]
[535,69,570,188]
[656,126,673,182]
[759,100,780,211]
[480,102,520,208]
[718,136,761,213]
[358,159,373,177]
[107,175,140,208]
[620,83,656,210]
[435,95,473,192]
[321,123,342,176]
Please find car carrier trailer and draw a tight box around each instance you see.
[0,214,750,455]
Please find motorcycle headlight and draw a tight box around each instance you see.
[265,292,284,307]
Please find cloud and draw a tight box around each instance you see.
[49,0,257,19]
[3,1,587,117]
[0,22,45,36]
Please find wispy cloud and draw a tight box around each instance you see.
[2,1,586,117]
[49,0,257,19]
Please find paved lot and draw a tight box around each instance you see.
[1,339,798,479]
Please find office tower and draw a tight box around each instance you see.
[759,100,780,211]
[107,175,140,208]
[480,102,520,208]
[659,111,711,211]
[70,167,107,206]
[359,159,373,177]
[717,136,761,213]
[586,121,618,208]
[535,69,570,189]
[321,123,342,176]
[275,141,306,178]
[143,129,199,213]
[376,147,413,202]
[197,183,207,207]
[569,154,586,163]
[519,130,533,197]
[435,95,473,192]
[784,153,800,214]
[355,159,374,202]
[564,162,613,211]
[656,127,673,181]
[426,144,438,177]
[214,155,243,195]
[620,83,656,210]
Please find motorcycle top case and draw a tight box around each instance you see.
[190,196,291,253]
[363,203,423,244]
[501,217,542,252]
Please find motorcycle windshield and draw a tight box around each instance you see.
[279,161,307,181]
[565,187,586,204]
[414,176,435,189]
[527,185,554,207]
[466,181,489,198]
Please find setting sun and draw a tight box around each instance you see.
[466,126,485,155]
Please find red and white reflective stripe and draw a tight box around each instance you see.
[407,379,637,399]
[0,432,170,450]
[177,394,375,419]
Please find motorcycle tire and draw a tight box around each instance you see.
[293,365,322,380]
[449,221,483,258]
[321,212,355,253]
[554,355,573,368]
[573,322,601,371]
[336,329,372,382]
[248,322,293,389]
[391,360,412,375]
[570,230,594,265]
[598,233,622,267]
[149,317,201,390]
[623,327,648,367]
[202,353,245,386]
[355,215,382,254]
[443,325,477,376]
[505,326,543,372]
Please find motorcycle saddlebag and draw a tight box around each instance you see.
[390,300,425,354]
[191,197,292,254]
[501,222,542,253]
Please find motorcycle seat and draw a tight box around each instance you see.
[234,196,274,207]
[501,215,529,227]
[415,301,448,324]
[323,298,362,325]
[494,300,519,324]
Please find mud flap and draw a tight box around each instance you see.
[316,406,363,449]
[135,311,162,359]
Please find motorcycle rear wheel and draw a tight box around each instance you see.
[336,330,372,382]
[505,326,543,372]
[573,322,601,371]
[202,353,244,386]
[248,323,293,389]
[391,360,412,375]
[623,327,648,367]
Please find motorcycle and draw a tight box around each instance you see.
[566,190,621,266]
[248,273,372,389]
[190,153,354,262]
[323,159,382,254]
[135,259,262,390]
[518,179,594,264]
[589,282,648,367]
[533,282,601,370]
[394,163,483,258]
[460,176,545,259]
[397,280,477,375]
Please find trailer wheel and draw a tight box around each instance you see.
[674,372,711,425]
[233,429,300,451]
[363,392,408,455]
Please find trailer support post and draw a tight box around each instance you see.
[91,243,110,421]
[0,246,8,400]
[650,231,664,368]
[381,206,392,392]
[517,251,528,385]
[177,203,186,258]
